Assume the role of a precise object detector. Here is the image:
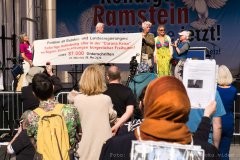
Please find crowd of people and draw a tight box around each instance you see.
[5,21,238,160]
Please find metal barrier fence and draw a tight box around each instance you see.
[0,92,23,131]
[1,91,240,136]
[55,92,71,104]
[0,91,70,131]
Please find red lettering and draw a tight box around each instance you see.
[106,10,116,26]
[75,51,84,55]
[138,10,147,25]
[149,6,155,25]
[157,9,167,24]
[93,3,189,27]
[119,10,135,25]
[177,7,189,24]
[170,3,175,24]
[94,6,104,25]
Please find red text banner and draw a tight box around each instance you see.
[33,33,142,66]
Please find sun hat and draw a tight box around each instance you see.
[178,30,191,39]
[26,67,44,83]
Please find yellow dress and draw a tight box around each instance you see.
[155,36,171,77]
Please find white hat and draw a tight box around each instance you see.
[178,30,191,38]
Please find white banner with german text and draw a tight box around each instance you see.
[33,33,142,66]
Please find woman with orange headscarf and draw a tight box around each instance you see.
[100,76,220,160]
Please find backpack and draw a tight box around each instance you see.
[34,104,70,160]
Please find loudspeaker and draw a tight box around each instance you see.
[187,47,209,60]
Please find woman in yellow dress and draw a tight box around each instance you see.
[154,25,173,77]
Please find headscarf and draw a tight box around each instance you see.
[137,62,149,73]
[135,76,192,144]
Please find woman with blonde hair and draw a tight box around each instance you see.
[154,25,173,77]
[18,33,34,89]
[217,65,237,160]
[74,64,117,160]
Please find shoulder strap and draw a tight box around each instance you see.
[33,104,64,117]
[52,104,64,115]
[34,108,46,118]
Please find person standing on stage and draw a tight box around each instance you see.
[141,21,155,70]
[96,22,104,34]
[154,25,173,77]
[171,30,191,80]
[19,33,33,87]
[95,23,115,67]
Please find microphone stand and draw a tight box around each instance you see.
[204,41,221,59]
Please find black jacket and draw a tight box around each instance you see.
[21,75,62,111]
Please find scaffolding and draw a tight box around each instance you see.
[0,0,43,91]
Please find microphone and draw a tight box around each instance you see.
[174,38,179,46]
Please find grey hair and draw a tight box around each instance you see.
[217,65,233,86]
[142,21,152,29]
[183,31,191,40]
[185,31,191,40]
[19,33,27,42]
[96,23,104,30]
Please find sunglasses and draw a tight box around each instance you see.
[158,29,165,31]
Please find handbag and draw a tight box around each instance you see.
[170,58,179,66]
[11,64,23,78]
